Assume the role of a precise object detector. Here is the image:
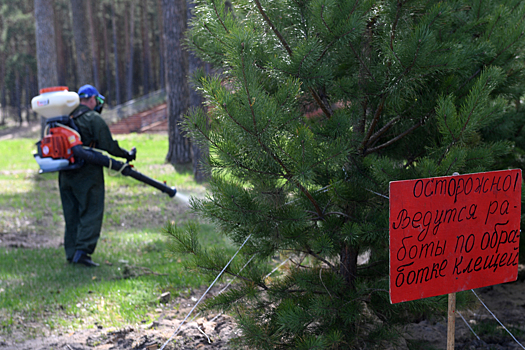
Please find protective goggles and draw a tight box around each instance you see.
[95,96,105,105]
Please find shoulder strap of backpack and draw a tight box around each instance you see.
[70,105,91,119]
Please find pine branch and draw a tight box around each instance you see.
[297,45,318,79]
[358,99,368,134]
[347,153,383,190]
[307,248,337,273]
[363,120,423,156]
[239,51,325,217]
[265,65,332,80]
[307,148,347,175]
[325,211,351,218]
[252,0,334,119]
[427,9,442,28]
[320,5,332,34]
[252,0,292,56]
[348,40,378,85]
[191,117,285,177]
[288,255,309,269]
[309,87,333,118]
[360,95,386,149]
[444,157,458,175]
[440,78,495,165]
[389,46,405,70]
[317,28,357,63]
[365,116,400,149]
[203,24,228,47]
[279,289,338,296]
[197,264,269,290]
[486,11,502,40]
[357,259,387,270]
[396,39,422,81]
[265,113,305,135]
[212,0,229,34]
[457,67,482,97]
[443,113,458,143]
[458,79,491,139]
[215,201,301,226]
[293,180,325,218]
[489,31,525,64]
[241,49,259,133]
[305,210,323,221]
[403,150,425,169]
[189,37,224,59]
[390,0,403,51]
[223,104,255,134]
[458,31,525,97]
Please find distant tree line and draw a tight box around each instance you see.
[1,0,167,125]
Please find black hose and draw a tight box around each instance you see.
[71,145,177,198]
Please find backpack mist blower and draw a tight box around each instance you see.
[31,86,177,198]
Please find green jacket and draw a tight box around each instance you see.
[59,104,130,258]
[59,105,129,185]
[70,104,129,159]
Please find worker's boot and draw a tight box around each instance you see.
[72,250,99,267]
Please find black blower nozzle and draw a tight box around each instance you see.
[72,145,176,198]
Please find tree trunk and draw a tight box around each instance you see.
[0,60,5,125]
[111,0,122,105]
[187,0,210,182]
[34,0,59,90]
[86,0,99,88]
[67,36,78,89]
[25,65,31,123]
[102,3,112,105]
[125,0,136,102]
[157,0,165,90]
[162,0,191,164]
[35,0,59,137]
[70,0,93,86]
[149,11,158,90]
[340,244,358,289]
[0,87,5,125]
[141,0,151,95]
[15,69,22,125]
[54,6,66,86]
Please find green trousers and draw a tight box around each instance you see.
[59,164,105,261]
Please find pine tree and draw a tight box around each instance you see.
[167,1,525,348]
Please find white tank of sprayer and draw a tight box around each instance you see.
[31,86,79,118]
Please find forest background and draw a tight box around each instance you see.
[0,0,166,123]
[1,0,203,177]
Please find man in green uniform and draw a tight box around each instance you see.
[60,84,135,267]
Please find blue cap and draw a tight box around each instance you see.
[78,84,105,100]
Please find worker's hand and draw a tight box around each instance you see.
[126,147,137,162]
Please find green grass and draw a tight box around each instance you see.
[0,134,225,339]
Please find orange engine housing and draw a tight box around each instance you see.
[40,127,83,161]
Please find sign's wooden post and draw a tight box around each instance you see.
[447,172,458,350]
[447,292,456,349]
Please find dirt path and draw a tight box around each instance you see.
[0,285,237,350]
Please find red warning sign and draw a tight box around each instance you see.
[389,169,522,304]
